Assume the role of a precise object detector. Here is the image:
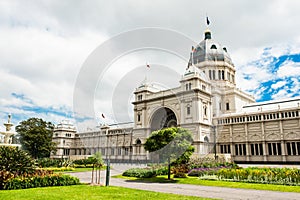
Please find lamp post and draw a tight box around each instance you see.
[212,125,217,160]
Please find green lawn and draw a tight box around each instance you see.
[0,185,213,200]
[63,167,95,172]
[113,175,300,193]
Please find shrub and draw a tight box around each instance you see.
[122,165,169,178]
[36,158,62,168]
[3,174,80,190]
[122,168,157,178]
[188,166,230,177]
[187,157,238,170]
[174,172,187,178]
[172,164,189,174]
[0,146,36,176]
[74,164,94,168]
[0,171,14,189]
[216,167,300,185]
[73,157,100,167]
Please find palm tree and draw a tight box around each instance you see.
[91,152,104,184]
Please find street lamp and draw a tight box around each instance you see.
[211,125,217,160]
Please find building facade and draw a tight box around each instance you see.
[51,28,300,164]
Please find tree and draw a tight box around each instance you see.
[144,127,194,179]
[16,118,56,159]
[0,146,36,175]
[90,152,104,185]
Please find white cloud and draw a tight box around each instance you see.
[1,0,300,128]
[271,81,287,89]
[277,60,300,78]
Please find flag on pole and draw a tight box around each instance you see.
[206,16,210,26]
[146,62,150,68]
[192,46,195,52]
[101,113,105,119]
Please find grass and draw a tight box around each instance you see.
[0,185,213,200]
[113,175,300,193]
[63,167,95,172]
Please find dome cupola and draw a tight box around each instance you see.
[190,29,233,66]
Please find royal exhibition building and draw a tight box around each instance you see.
[51,28,300,164]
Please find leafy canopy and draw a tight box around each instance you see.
[0,146,36,175]
[16,118,56,159]
[144,127,194,164]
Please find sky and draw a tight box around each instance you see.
[1,0,300,131]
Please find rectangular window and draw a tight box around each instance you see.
[227,72,230,81]
[137,95,143,101]
[259,143,263,155]
[268,143,272,155]
[117,147,122,155]
[209,70,212,79]
[226,103,230,111]
[137,114,141,122]
[124,147,129,156]
[277,143,282,155]
[213,70,216,80]
[243,144,246,155]
[227,145,231,154]
[273,143,277,155]
[287,142,291,155]
[220,144,230,154]
[235,144,246,155]
[255,143,259,155]
[251,144,254,155]
[111,148,115,155]
[292,142,296,155]
[187,107,191,115]
[268,143,281,155]
[287,142,300,155]
[63,149,70,156]
[250,143,263,156]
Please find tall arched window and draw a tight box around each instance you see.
[136,139,142,154]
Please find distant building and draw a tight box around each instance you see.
[51,28,300,164]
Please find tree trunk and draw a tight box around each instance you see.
[168,157,171,180]
[95,167,98,184]
[91,164,94,184]
[98,165,101,184]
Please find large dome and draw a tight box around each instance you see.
[191,29,233,65]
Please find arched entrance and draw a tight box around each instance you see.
[150,107,177,131]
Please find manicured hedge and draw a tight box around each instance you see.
[122,166,168,178]
[3,174,80,190]
[122,168,157,178]
[217,167,300,185]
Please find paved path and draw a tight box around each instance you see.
[68,164,300,200]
